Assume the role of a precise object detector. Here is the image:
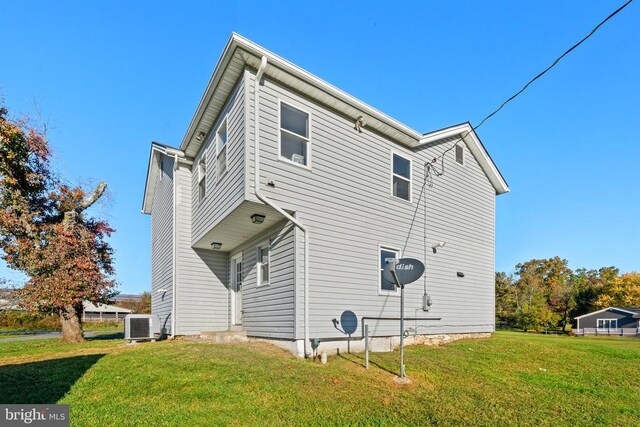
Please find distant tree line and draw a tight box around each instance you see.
[496,257,640,331]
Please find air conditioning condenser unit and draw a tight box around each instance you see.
[124,314,163,342]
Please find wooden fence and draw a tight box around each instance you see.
[573,328,639,336]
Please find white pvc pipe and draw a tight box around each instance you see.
[253,56,311,358]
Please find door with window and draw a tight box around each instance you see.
[231,254,243,325]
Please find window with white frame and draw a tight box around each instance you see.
[235,259,243,289]
[257,243,270,286]
[392,153,411,201]
[216,118,228,178]
[197,157,206,203]
[280,102,309,166]
[597,319,617,330]
[379,246,399,294]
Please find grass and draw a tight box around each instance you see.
[0,332,638,426]
[0,321,123,333]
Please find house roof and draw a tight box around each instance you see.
[574,307,640,320]
[83,301,133,314]
[141,141,183,214]
[0,288,22,311]
[112,294,143,302]
[420,122,509,194]
[143,33,509,213]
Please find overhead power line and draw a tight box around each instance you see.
[429,0,634,172]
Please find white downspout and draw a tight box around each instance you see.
[171,153,178,338]
[253,56,311,358]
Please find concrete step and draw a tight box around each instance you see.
[199,330,248,343]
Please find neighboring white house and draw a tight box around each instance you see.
[82,301,132,322]
[142,34,509,357]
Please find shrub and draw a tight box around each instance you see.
[0,310,60,330]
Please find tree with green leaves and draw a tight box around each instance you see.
[0,105,116,343]
[495,272,515,324]
[513,257,574,330]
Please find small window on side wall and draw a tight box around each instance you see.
[280,102,309,166]
[455,144,464,165]
[197,158,206,203]
[257,243,270,286]
[379,247,399,294]
[392,153,411,201]
[216,119,228,178]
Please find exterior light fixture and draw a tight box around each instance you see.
[196,131,206,141]
[354,115,366,133]
[431,241,446,254]
[211,242,223,250]
[251,214,266,224]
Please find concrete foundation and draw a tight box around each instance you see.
[250,332,492,358]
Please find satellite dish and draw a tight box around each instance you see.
[382,258,425,286]
[340,310,358,335]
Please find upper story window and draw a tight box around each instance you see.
[216,118,228,178]
[279,102,310,167]
[379,246,399,294]
[257,242,270,286]
[392,153,411,201]
[455,144,464,165]
[197,157,206,203]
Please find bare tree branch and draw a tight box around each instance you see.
[76,182,107,213]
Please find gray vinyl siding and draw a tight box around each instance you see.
[150,155,174,335]
[175,163,229,335]
[192,75,246,244]
[578,309,638,329]
[246,72,496,340]
[231,221,295,339]
[414,139,496,335]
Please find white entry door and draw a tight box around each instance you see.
[231,254,243,325]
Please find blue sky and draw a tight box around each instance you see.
[1,1,638,293]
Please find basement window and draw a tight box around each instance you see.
[392,153,411,201]
[279,101,310,167]
[216,118,228,178]
[379,246,400,295]
[257,242,270,286]
[455,144,464,165]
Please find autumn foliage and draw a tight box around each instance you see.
[496,257,640,332]
[0,105,116,342]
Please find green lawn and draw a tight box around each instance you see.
[0,332,638,426]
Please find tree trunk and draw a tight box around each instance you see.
[60,304,85,343]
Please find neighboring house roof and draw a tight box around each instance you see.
[574,307,640,320]
[112,294,143,302]
[0,299,22,311]
[142,33,509,213]
[0,288,22,311]
[83,301,133,313]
